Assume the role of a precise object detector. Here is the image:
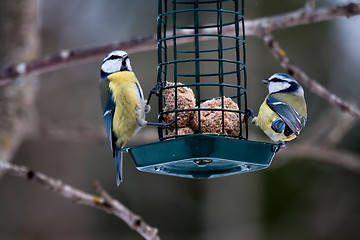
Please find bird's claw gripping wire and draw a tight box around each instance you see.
[245,108,255,120]
[147,120,175,129]
[146,81,165,105]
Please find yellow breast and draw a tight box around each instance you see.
[107,71,142,147]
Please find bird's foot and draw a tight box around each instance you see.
[147,120,174,129]
[146,81,165,105]
[271,141,286,153]
[245,108,255,120]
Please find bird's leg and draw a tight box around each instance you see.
[147,120,174,129]
[146,81,165,105]
[138,118,173,129]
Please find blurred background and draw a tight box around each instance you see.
[0,0,360,239]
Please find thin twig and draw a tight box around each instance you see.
[260,30,360,120]
[245,1,360,36]
[0,35,156,86]
[93,181,160,240]
[276,145,360,173]
[299,107,356,148]
[0,161,160,240]
[38,122,158,143]
[0,2,359,84]
[320,109,356,149]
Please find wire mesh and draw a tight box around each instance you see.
[157,0,248,141]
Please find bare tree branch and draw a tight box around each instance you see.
[0,2,359,85]
[0,35,156,86]
[276,145,360,173]
[246,1,360,36]
[0,161,160,240]
[259,30,360,120]
[93,181,160,240]
[272,106,360,172]
[38,122,158,144]
[300,107,356,148]
[320,110,356,149]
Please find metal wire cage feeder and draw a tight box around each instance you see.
[128,0,279,179]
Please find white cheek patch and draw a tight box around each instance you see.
[297,87,305,97]
[268,81,291,93]
[101,59,121,74]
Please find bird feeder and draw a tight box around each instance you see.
[128,0,279,178]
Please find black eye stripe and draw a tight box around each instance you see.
[104,55,128,63]
[269,78,287,83]
[108,55,120,60]
[102,55,119,63]
[103,55,129,65]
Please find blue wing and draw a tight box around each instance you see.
[103,90,116,157]
[266,94,305,135]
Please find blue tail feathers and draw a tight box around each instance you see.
[115,149,123,186]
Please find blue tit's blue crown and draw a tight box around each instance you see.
[266,73,303,96]
[272,73,294,81]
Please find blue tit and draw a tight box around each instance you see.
[100,50,149,186]
[252,73,307,144]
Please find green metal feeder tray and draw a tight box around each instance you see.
[128,135,278,179]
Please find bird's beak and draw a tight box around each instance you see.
[262,79,269,84]
[120,55,129,71]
